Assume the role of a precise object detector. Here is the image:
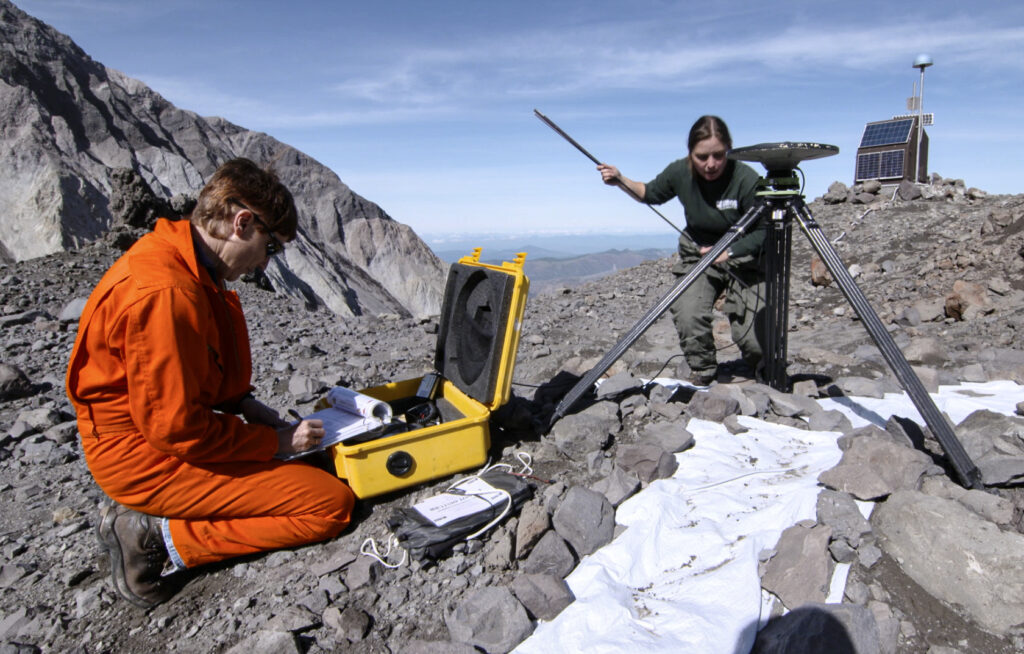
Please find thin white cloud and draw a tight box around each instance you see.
[323,16,1024,112]
[112,9,1024,131]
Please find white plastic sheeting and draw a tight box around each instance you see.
[515,381,1024,654]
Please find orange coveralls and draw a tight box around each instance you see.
[66,218,354,567]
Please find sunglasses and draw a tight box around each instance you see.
[237,202,285,257]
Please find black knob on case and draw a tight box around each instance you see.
[386,451,414,476]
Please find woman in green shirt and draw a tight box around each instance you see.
[597,115,765,385]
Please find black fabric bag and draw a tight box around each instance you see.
[386,468,534,561]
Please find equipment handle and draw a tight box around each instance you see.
[534,109,603,166]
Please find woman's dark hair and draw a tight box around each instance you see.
[687,115,732,152]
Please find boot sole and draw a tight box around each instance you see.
[97,504,160,610]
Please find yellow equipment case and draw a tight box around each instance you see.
[330,249,529,498]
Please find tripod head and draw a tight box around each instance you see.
[729,142,838,193]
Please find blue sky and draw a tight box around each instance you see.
[15,0,1024,238]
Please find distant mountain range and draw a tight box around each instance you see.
[428,232,678,262]
[425,230,675,290]
[429,232,677,293]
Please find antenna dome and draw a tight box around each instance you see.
[913,54,934,69]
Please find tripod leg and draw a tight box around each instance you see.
[549,203,771,429]
[763,209,792,391]
[788,198,982,488]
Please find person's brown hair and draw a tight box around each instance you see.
[687,115,733,152]
[191,158,298,240]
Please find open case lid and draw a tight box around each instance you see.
[434,249,529,410]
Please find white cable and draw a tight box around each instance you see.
[360,535,407,569]
[684,468,795,493]
[466,451,533,477]
[514,451,534,476]
[444,474,514,541]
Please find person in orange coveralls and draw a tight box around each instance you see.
[66,158,355,608]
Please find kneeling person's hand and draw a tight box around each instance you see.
[277,419,325,455]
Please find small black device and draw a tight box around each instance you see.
[404,401,439,428]
[415,372,441,400]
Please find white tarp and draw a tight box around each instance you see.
[515,380,1024,654]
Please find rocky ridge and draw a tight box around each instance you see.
[3,178,1024,653]
[0,0,445,319]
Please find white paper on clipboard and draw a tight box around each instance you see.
[275,387,393,460]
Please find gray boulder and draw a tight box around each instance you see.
[639,421,695,453]
[444,586,534,654]
[549,403,618,460]
[822,181,849,204]
[509,573,575,621]
[818,437,934,500]
[898,179,922,201]
[761,523,834,610]
[521,530,576,578]
[590,465,642,507]
[615,443,678,484]
[57,297,89,324]
[595,371,641,400]
[223,630,301,654]
[551,486,615,557]
[0,363,34,401]
[816,489,872,551]
[955,409,1024,485]
[872,490,1024,635]
[514,501,550,560]
[686,390,740,422]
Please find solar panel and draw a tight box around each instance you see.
[879,150,905,178]
[859,119,914,148]
[855,149,905,181]
[855,152,879,182]
[892,113,933,126]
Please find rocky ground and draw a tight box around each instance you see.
[3,177,1024,653]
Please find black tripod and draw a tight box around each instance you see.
[549,142,982,489]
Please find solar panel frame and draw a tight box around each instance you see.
[879,150,905,179]
[855,152,880,182]
[855,149,906,181]
[859,119,914,148]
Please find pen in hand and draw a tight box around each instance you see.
[288,409,303,422]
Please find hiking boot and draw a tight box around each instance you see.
[96,503,178,609]
[719,360,759,384]
[688,369,717,386]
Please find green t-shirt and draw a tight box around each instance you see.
[644,159,763,258]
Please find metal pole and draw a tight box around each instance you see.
[912,54,932,183]
[533,109,686,235]
[916,66,925,182]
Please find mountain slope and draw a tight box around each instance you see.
[0,0,444,318]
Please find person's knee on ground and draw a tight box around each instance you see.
[319,481,356,541]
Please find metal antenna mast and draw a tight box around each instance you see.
[912,54,934,183]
